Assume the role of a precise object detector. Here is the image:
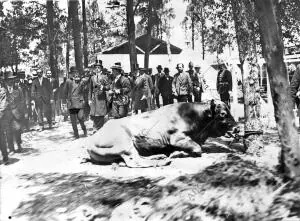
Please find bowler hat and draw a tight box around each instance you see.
[157,65,162,70]
[164,67,170,73]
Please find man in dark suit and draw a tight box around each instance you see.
[152,65,163,108]
[64,70,90,139]
[216,66,232,108]
[158,67,174,106]
[31,69,53,131]
[109,62,131,119]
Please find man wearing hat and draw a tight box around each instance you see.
[89,60,110,131]
[64,69,90,138]
[158,67,174,106]
[216,65,232,108]
[31,69,54,131]
[4,72,24,152]
[152,65,164,109]
[109,62,131,119]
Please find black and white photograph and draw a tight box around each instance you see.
[1,0,300,220]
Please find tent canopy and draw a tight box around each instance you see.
[102,34,182,55]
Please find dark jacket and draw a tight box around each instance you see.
[7,87,24,120]
[89,74,110,116]
[50,78,59,100]
[153,72,164,95]
[216,69,232,94]
[110,75,131,106]
[132,73,149,110]
[158,75,173,97]
[290,66,300,106]
[31,77,53,105]
[64,78,89,109]
[172,72,192,96]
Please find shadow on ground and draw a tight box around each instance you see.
[11,154,299,221]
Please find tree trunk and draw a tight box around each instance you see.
[126,0,137,72]
[191,14,195,51]
[255,0,300,178]
[46,0,56,78]
[231,0,263,151]
[69,0,84,75]
[200,5,205,60]
[66,0,71,77]
[82,0,88,68]
[144,0,153,69]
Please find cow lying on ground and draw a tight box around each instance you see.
[84,100,236,168]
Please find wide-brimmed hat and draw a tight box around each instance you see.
[94,59,103,67]
[111,62,122,70]
[5,71,16,80]
[156,65,162,70]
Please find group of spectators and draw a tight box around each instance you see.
[0,59,233,164]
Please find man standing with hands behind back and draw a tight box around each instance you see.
[31,69,53,131]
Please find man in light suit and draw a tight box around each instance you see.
[31,69,53,131]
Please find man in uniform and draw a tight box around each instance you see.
[5,72,24,152]
[31,69,53,131]
[64,69,90,139]
[109,62,131,119]
[89,60,110,131]
[216,65,232,108]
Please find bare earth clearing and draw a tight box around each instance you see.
[1,119,300,221]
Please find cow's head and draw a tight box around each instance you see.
[208,100,237,137]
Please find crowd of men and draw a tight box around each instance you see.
[0,60,233,165]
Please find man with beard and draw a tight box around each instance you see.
[89,60,110,132]
[31,69,53,131]
[64,69,90,139]
[172,63,192,103]
[5,72,24,152]
[109,62,131,119]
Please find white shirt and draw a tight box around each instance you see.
[39,77,43,86]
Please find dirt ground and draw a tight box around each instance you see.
[1,118,300,221]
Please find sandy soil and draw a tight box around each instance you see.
[0,118,299,221]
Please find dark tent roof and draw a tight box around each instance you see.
[102,34,182,55]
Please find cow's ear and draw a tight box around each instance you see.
[210,99,216,116]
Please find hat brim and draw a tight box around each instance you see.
[111,66,122,70]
